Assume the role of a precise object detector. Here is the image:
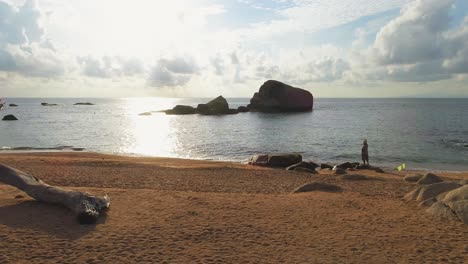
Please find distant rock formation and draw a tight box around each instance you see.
[74,102,95,105]
[197,96,238,115]
[166,105,197,115]
[41,103,58,106]
[165,96,239,115]
[247,80,313,112]
[2,115,18,121]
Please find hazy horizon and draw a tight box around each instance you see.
[1,0,467,98]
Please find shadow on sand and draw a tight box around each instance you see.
[0,200,107,240]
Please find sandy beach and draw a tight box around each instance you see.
[0,152,467,263]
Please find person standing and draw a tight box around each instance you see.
[361,139,369,165]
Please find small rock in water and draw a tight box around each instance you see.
[2,115,18,121]
[74,102,94,105]
[9,104,18,107]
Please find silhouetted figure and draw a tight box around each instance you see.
[361,139,369,165]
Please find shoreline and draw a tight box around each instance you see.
[1,150,468,173]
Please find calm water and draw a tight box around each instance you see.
[1,98,467,170]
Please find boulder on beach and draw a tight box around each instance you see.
[336,162,360,170]
[414,182,462,202]
[286,161,319,171]
[427,185,468,224]
[293,182,342,193]
[247,80,313,112]
[404,175,423,182]
[320,163,333,170]
[333,167,347,175]
[248,153,302,168]
[9,104,18,107]
[417,173,443,185]
[74,102,94,105]
[2,114,18,121]
[166,105,197,115]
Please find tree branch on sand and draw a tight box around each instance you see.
[0,164,110,224]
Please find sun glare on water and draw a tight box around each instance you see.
[119,98,180,157]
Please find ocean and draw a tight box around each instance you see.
[1,98,467,171]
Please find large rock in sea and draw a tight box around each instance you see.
[248,80,313,112]
[197,96,237,115]
[2,115,18,121]
[165,96,238,115]
[248,153,302,168]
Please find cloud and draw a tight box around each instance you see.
[148,57,199,87]
[357,0,468,82]
[0,0,66,77]
[77,56,144,78]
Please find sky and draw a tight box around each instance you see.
[0,0,467,98]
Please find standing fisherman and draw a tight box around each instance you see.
[361,139,369,165]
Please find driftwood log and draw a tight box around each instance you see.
[0,164,110,224]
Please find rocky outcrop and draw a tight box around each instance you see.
[404,182,462,202]
[2,115,18,121]
[406,183,468,224]
[293,182,342,193]
[247,80,313,112]
[166,105,197,115]
[197,96,232,115]
[166,96,238,115]
[248,153,302,168]
[417,173,443,185]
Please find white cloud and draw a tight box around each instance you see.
[148,57,199,87]
[358,0,468,82]
[0,0,67,77]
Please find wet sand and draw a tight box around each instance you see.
[0,152,467,263]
